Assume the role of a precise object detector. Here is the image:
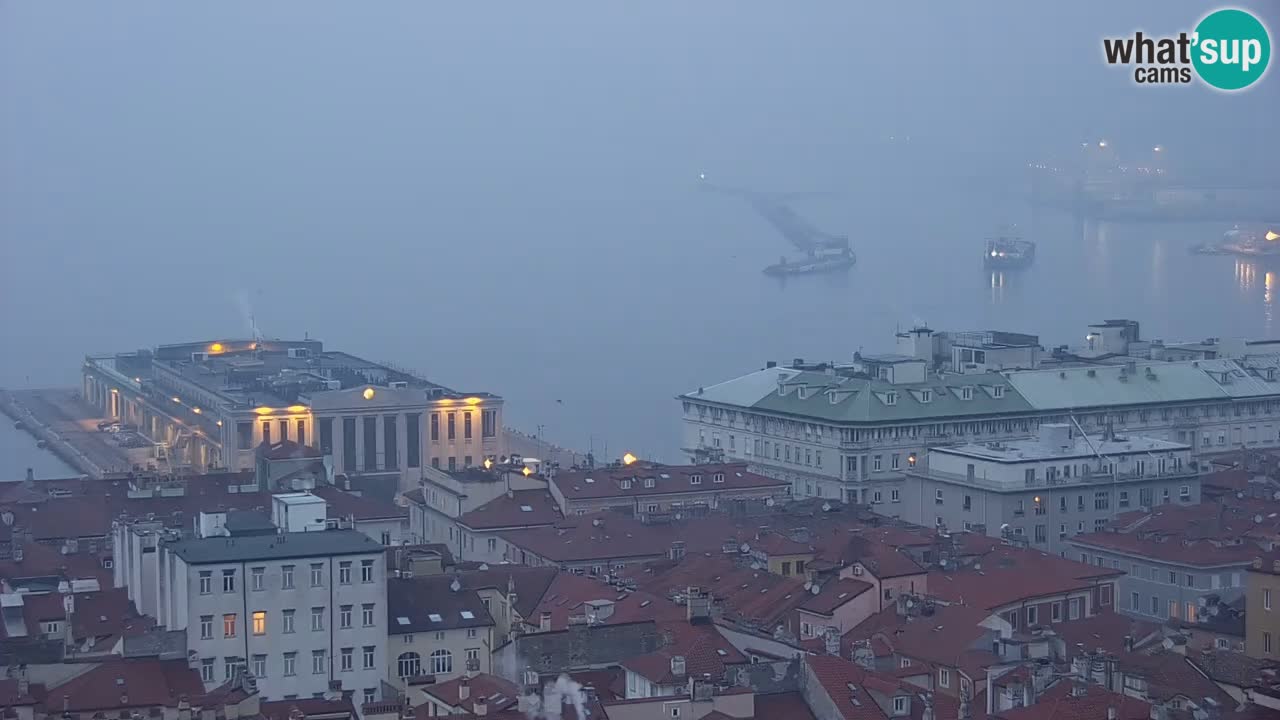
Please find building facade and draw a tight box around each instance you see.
[903,424,1199,555]
[82,338,504,487]
[1246,555,1280,660]
[150,527,387,703]
[680,325,1280,505]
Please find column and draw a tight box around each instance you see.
[375,414,386,470]
[354,417,365,472]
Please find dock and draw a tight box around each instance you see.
[0,388,138,479]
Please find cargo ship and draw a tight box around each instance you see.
[984,227,1036,270]
[1192,225,1280,258]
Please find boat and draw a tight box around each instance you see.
[764,247,856,276]
[1218,225,1280,258]
[984,227,1035,269]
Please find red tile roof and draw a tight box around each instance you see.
[550,462,788,501]
[621,622,748,685]
[848,603,999,674]
[0,678,43,707]
[20,587,149,645]
[457,489,563,531]
[420,673,519,714]
[993,680,1151,720]
[800,578,874,616]
[530,572,683,631]
[629,554,810,628]
[1072,497,1280,566]
[311,485,406,520]
[564,668,626,702]
[803,655,890,720]
[260,696,357,720]
[928,546,1120,611]
[1115,650,1235,706]
[41,659,204,712]
[1050,613,1161,659]
[0,540,113,587]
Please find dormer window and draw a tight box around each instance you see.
[797,387,808,400]
[885,392,898,406]
[893,696,908,716]
[961,387,973,401]
[644,478,655,489]
[690,474,702,485]
[713,473,725,483]
[993,385,1004,398]
[920,389,933,403]
[620,479,632,490]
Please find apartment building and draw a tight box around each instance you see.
[680,324,1280,504]
[1247,553,1280,660]
[386,575,495,689]
[1069,499,1272,626]
[903,423,1199,555]
[150,516,387,703]
[548,461,791,517]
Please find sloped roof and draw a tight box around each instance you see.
[1005,363,1230,410]
[993,680,1150,720]
[621,622,748,685]
[387,576,493,634]
[928,546,1121,610]
[457,489,562,530]
[43,659,204,712]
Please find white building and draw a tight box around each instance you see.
[680,324,1280,505]
[902,423,1199,555]
[150,525,388,704]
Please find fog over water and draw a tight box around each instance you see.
[2,2,1278,472]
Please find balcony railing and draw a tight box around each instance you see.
[914,467,1197,492]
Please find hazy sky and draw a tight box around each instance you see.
[2,1,1277,459]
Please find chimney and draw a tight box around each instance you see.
[459,676,471,701]
[671,655,687,678]
[472,696,487,716]
[669,541,686,562]
[25,468,34,484]
[921,691,935,720]
[1106,708,1117,720]
[177,697,192,720]
[540,612,552,632]
[1123,635,1134,652]
[824,627,841,657]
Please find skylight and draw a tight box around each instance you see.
[396,616,410,625]
[428,613,443,623]
[520,505,533,512]
[716,649,728,656]
[460,611,475,619]
[584,478,594,483]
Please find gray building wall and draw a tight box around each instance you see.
[899,473,1202,556]
[1065,543,1250,623]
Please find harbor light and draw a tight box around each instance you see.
[522,466,532,477]
[1152,146,1162,153]
[192,407,201,414]
[209,342,224,354]
[172,397,181,404]
[622,452,638,466]
[483,457,493,470]
[216,420,223,427]
[287,405,307,413]
[1098,140,1107,148]
[363,388,376,400]
[253,406,274,415]
[1267,230,1279,242]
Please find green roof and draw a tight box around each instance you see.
[163,529,383,564]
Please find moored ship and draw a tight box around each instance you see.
[984,227,1036,270]
[764,247,857,276]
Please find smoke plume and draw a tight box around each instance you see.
[521,674,589,719]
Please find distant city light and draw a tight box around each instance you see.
[1098,141,1107,148]
[363,388,376,400]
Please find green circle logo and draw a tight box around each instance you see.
[1192,8,1271,91]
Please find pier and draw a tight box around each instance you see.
[0,388,137,479]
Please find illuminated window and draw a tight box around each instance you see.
[252,611,266,636]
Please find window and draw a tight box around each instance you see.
[262,421,271,445]
[1051,602,1062,623]
[935,489,943,504]
[312,650,327,675]
[339,561,352,584]
[939,668,951,688]
[963,494,972,510]
[467,648,480,663]
[199,615,213,639]
[891,453,900,470]
[223,613,237,638]
[199,571,212,594]
[961,387,973,401]
[713,472,725,483]
[901,658,911,668]
[482,409,497,438]
[310,563,323,587]
[893,696,908,715]
[364,688,377,706]
[430,413,440,441]
[447,412,456,440]
[407,413,421,468]
[280,608,296,633]
[398,652,422,678]
[1151,595,1160,615]
[690,474,702,485]
[1094,491,1109,510]
[363,646,376,669]
[251,566,265,591]
[282,565,295,589]
[430,649,453,675]
[1034,525,1047,543]
[1184,574,1194,588]
[1026,606,1038,626]
[362,559,375,583]
[252,611,266,636]
[364,416,378,470]
[283,652,297,676]
[891,489,900,502]
[1069,598,1081,620]
[340,647,353,672]
[224,657,238,681]
[201,658,215,682]
[340,605,352,629]
[1169,571,1178,585]
[464,412,473,440]
[1267,589,1273,611]
[311,607,325,632]
[1265,632,1273,654]
[1168,600,1179,619]
[252,654,267,679]
[1131,592,1140,612]
[385,415,398,470]
[468,628,478,639]
[362,603,375,627]
[873,455,882,472]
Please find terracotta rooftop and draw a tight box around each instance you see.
[0,539,113,588]
[1073,497,1280,566]
[1115,650,1235,707]
[40,659,204,712]
[1188,649,1280,689]
[848,603,1000,675]
[754,691,818,720]
[1050,612,1161,659]
[994,680,1151,720]
[420,673,519,714]
[530,571,683,631]
[457,489,562,531]
[260,696,357,720]
[629,554,809,628]
[19,587,149,646]
[449,565,558,618]
[621,621,748,685]
[799,577,874,616]
[550,461,788,501]
[258,438,323,460]
[928,546,1121,610]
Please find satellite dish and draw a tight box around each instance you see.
[906,599,915,608]
[811,584,821,595]
[940,559,949,568]
[766,497,775,507]
[450,578,462,593]
[749,562,761,570]
[740,543,751,554]
[1255,515,1264,524]
[821,502,832,512]
[0,512,12,526]
[804,581,813,591]
[674,513,683,521]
